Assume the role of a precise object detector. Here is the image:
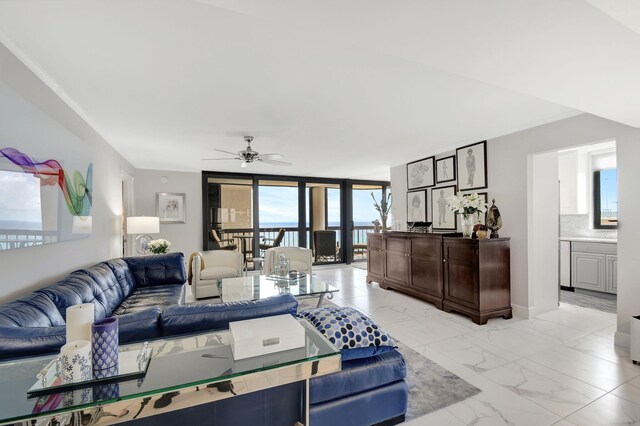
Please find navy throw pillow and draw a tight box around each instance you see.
[298,306,396,361]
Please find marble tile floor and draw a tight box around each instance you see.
[311,266,640,426]
[186,265,640,425]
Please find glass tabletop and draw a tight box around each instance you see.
[0,319,339,424]
[220,273,339,303]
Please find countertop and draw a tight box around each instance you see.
[559,237,617,244]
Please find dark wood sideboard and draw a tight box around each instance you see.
[366,232,512,325]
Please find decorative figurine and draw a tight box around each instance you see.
[486,199,503,239]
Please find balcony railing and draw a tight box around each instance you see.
[217,224,375,261]
[0,229,57,250]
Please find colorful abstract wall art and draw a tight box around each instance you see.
[0,148,93,217]
[0,80,93,250]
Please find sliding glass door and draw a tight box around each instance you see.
[202,172,388,267]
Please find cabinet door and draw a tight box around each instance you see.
[443,243,478,309]
[368,248,384,277]
[409,237,442,296]
[571,252,606,292]
[606,255,617,294]
[385,251,409,285]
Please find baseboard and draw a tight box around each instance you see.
[615,331,630,350]
[512,304,534,319]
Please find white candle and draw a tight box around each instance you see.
[59,340,92,383]
[66,303,94,343]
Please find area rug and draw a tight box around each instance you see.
[297,300,480,420]
[396,339,480,419]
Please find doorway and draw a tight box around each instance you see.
[529,140,617,315]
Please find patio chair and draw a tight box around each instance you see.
[313,230,337,262]
[209,229,238,251]
[259,228,286,252]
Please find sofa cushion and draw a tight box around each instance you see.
[299,306,396,361]
[310,350,406,404]
[0,324,66,360]
[289,260,310,272]
[123,252,186,287]
[161,294,298,336]
[116,308,163,343]
[41,272,112,321]
[201,267,238,280]
[112,285,184,315]
[104,258,136,300]
[0,291,65,328]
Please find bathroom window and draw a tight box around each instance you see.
[593,168,618,229]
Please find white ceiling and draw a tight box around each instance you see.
[0,1,638,180]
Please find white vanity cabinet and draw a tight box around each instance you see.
[570,242,617,294]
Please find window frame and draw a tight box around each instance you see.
[593,169,617,230]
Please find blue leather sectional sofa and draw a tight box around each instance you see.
[0,252,408,425]
[0,253,296,360]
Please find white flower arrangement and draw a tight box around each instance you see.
[147,238,171,254]
[446,192,487,219]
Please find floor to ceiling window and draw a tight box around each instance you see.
[258,180,299,250]
[351,183,388,261]
[202,172,388,267]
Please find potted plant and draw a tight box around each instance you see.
[147,238,171,254]
[371,192,392,231]
[446,193,487,237]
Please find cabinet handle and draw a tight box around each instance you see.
[443,259,447,262]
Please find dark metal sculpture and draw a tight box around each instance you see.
[486,198,503,239]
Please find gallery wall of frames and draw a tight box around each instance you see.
[406,140,488,231]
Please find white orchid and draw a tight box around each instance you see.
[148,238,171,254]
[446,192,487,219]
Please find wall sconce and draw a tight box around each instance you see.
[126,216,160,254]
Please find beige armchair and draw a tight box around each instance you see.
[191,250,243,299]
[264,247,313,275]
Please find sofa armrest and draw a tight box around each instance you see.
[0,325,66,360]
[161,294,298,337]
[116,308,162,343]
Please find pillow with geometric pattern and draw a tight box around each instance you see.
[298,306,397,361]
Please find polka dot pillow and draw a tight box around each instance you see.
[298,306,397,361]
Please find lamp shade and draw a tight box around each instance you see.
[126,216,159,234]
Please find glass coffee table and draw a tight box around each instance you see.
[0,319,340,425]
[219,273,339,308]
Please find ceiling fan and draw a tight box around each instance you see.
[202,136,292,168]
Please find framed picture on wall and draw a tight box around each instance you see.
[407,190,427,223]
[431,185,457,231]
[407,156,435,190]
[156,192,186,224]
[436,155,456,184]
[456,141,487,191]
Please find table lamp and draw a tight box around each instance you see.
[127,216,160,254]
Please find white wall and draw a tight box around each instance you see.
[528,151,559,316]
[0,43,135,304]
[390,114,640,347]
[133,169,202,257]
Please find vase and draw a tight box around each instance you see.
[91,317,119,374]
[461,215,475,238]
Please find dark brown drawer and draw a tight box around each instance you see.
[386,237,409,253]
[411,237,441,258]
